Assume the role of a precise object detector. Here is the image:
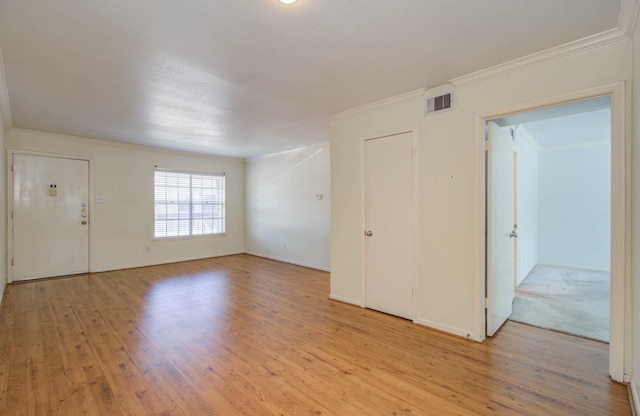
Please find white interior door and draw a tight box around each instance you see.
[486,122,515,336]
[364,132,414,320]
[12,154,90,281]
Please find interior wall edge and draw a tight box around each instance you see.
[0,45,12,129]
[0,109,6,301]
[245,140,330,162]
[630,0,640,406]
[618,0,640,36]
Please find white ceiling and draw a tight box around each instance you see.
[0,0,623,158]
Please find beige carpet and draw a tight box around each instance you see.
[509,265,610,342]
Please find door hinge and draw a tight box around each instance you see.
[412,286,415,297]
[11,258,14,266]
[484,141,490,151]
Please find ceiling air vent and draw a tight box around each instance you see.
[424,92,453,116]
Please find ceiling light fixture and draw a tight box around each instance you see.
[279,0,297,4]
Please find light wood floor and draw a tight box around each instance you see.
[0,254,631,415]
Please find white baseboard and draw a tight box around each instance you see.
[537,263,610,273]
[244,252,330,272]
[328,293,361,306]
[630,378,639,416]
[39,251,321,277]
[415,318,481,342]
[90,251,245,273]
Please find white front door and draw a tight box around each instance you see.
[364,132,414,320]
[486,122,516,336]
[12,154,90,281]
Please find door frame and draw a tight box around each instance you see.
[475,83,628,382]
[7,150,93,283]
[360,128,419,321]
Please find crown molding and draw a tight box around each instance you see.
[7,127,245,161]
[450,28,629,87]
[246,140,329,162]
[0,46,12,130]
[618,0,640,36]
[329,88,425,121]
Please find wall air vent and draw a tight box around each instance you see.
[424,92,453,116]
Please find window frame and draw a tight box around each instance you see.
[153,168,226,239]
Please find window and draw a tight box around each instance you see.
[154,169,225,238]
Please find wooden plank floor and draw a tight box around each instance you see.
[0,254,631,415]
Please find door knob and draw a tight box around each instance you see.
[509,230,517,238]
[364,230,373,237]
[81,220,87,225]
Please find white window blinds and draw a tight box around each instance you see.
[154,170,225,238]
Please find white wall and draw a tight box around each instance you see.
[6,129,245,273]
[330,39,631,341]
[245,142,330,271]
[514,127,539,285]
[631,6,640,411]
[538,142,611,270]
[0,117,5,304]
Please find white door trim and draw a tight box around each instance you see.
[360,128,419,321]
[7,150,93,283]
[474,82,628,382]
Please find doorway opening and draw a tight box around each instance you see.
[480,84,626,382]
[492,96,611,343]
